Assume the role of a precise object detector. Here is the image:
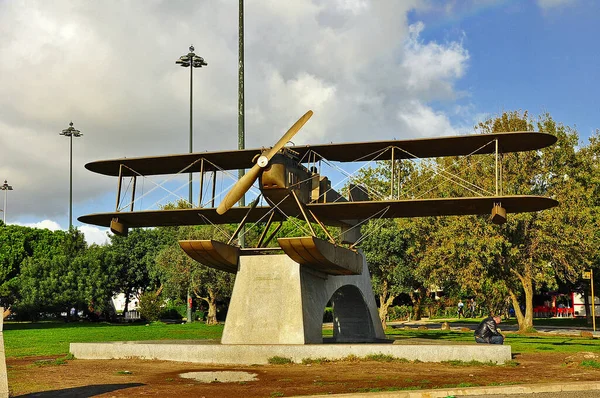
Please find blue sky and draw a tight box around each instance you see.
[0,0,597,244]
[412,1,599,137]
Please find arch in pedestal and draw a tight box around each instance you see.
[328,284,376,342]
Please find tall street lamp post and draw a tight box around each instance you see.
[176,45,207,206]
[60,122,83,229]
[1,180,13,224]
[238,0,246,248]
[176,46,207,323]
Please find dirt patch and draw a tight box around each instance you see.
[7,352,600,397]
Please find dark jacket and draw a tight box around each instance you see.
[474,316,501,343]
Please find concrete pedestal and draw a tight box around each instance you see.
[221,253,385,344]
[0,308,9,398]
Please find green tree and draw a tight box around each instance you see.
[476,112,596,331]
[78,243,121,316]
[361,219,410,328]
[356,160,435,325]
[0,225,67,310]
[16,228,87,318]
[107,228,174,313]
[154,225,234,325]
[354,111,597,332]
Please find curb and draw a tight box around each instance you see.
[296,381,600,397]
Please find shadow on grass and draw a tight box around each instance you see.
[4,321,139,332]
[388,331,471,341]
[19,383,144,397]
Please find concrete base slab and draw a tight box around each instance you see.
[70,340,511,365]
[221,253,385,344]
[0,308,8,398]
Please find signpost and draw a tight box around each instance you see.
[583,269,596,332]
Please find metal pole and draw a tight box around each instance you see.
[189,59,193,207]
[198,159,205,206]
[592,269,596,332]
[130,176,137,212]
[238,0,246,248]
[187,64,193,323]
[2,188,6,224]
[69,134,73,229]
[390,147,395,198]
[186,51,194,324]
[116,164,123,211]
[60,122,81,227]
[495,139,499,196]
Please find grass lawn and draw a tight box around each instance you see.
[3,321,223,358]
[444,316,590,328]
[3,319,598,358]
[386,328,600,354]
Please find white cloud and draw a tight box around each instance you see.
[0,0,470,225]
[536,0,577,9]
[396,100,457,137]
[402,22,469,100]
[11,219,110,245]
[79,225,111,246]
[13,220,63,231]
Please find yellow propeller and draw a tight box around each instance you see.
[216,110,313,215]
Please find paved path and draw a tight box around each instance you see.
[391,319,600,337]
[302,381,600,397]
[314,319,599,397]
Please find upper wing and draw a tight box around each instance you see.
[85,148,260,177]
[293,131,556,162]
[84,131,556,177]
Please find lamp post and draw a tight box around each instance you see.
[176,45,207,206]
[176,46,207,323]
[0,180,13,224]
[238,0,246,248]
[59,122,83,229]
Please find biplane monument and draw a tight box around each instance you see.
[79,110,558,348]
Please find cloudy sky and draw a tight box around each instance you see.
[0,0,597,245]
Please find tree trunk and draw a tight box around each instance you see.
[377,280,396,330]
[123,286,131,314]
[378,294,396,331]
[508,289,523,325]
[522,275,535,332]
[205,289,218,325]
[206,295,218,325]
[410,286,427,320]
[509,272,535,332]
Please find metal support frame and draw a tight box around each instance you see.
[397,158,401,199]
[130,176,137,212]
[290,189,337,243]
[260,221,283,248]
[257,211,276,248]
[495,139,499,196]
[291,190,316,236]
[308,209,336,244]
[211,171,217,208]
[499,153,503,196]
[198,159,205,206]
[390,147,395,198]
[115,164,123,211]
[227,196,260,245]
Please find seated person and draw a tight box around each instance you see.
[474,315,504,344]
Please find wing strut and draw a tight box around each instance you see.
[227,195,261,245]
[290,190,336,244]
[257,211,276,248]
